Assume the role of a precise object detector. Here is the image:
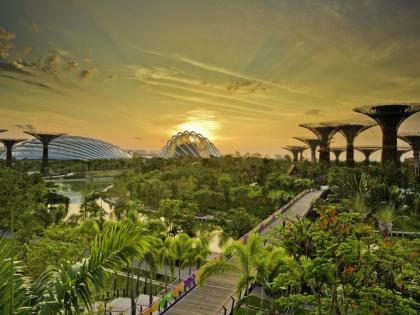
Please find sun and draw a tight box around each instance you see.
[172,109,221,141]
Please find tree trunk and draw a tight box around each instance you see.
[149,270,153,305]
[164,264,168,292]
[144,269,148,294]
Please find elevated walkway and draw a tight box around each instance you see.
[161,189,326,315]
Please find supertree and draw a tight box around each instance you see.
[326,121,376,167]
[0,138,26,167]
[283,145,307,162]
[330,147,346,164]
[398,132,420,173]
[353,103,420,166]
[293,137,321,164]
[396,147,411,168]
[24,131,65,174]
[355,146,381,165]
[299,123,337,164]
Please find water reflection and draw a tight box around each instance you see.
[50,178,114,216]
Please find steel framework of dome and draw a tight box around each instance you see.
[3,135,132,161]
[161,131,221,158]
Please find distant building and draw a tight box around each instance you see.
[130,149,160,159]
[1,135,132,161]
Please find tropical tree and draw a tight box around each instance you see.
[157,237,176,292]
[0,221,153,314]
[255,246,290,314]
[185,237,210,275]
[198,235,263,313]
[144,240,161,305]
[172,233,192,281]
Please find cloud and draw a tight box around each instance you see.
[304,109,322,116]
[79,67,97,80]
[19,45,33,57]
[225,80,268,94]
[129,65,283,112]
[0,74,62,94]
[0,27,15,41]
[103,74,116,83]
[0,60,32,75]
[0,42,14,58]
[55,48,72,57]
[41,52,61,73]
[0,74,63,94]
[64,60,79,71]
[133,136,143,141]
[16,123,36,131]
[136,47,312,95]
[31,23,41,33]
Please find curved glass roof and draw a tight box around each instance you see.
[161,131,221,158]
[1,135,132,161]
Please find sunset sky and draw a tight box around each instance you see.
[1,0,420,159]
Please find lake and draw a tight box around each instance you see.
[50,178,114,216]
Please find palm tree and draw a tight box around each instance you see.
[189,237,210,273]
[376,202,404,234]
[144,241,160,305]
[0,221,153,314]
[198,234,263,314]
[332,172,378,200]
[157,238,176,292]
[255,247,289,314]
[172,233,192,282]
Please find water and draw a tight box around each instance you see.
[50,178,114,216]
[51,178,230,253]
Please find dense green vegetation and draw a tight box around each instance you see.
[106,156,314,238]
[1,156,419,314]
[198,161,420,315]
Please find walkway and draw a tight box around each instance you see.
[164,189,325,315]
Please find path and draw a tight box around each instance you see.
[164,189,325,315]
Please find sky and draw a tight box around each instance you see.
[1,0,420,159]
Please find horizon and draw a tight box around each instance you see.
[1,1,420,160]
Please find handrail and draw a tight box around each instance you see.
[211,188,314,315]
[139,188,315,315]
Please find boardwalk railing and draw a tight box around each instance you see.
[211,188,315,315]
[137,188,315,315]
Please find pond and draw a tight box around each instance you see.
[50,178,114,216]
[50,178,229,253]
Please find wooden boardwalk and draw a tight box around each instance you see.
[164,189,325,315]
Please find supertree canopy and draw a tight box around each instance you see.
[398,132,420,173]
[283,145,307,162]
[299,123,337,164]
[353,103,420,166]
[355,146,381,164]
[326,120,376,167]
[24,131,65,174]
[330,147,345,163]
[293,137,321,164]
[161,131,221,158]
[0,138,26,167]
